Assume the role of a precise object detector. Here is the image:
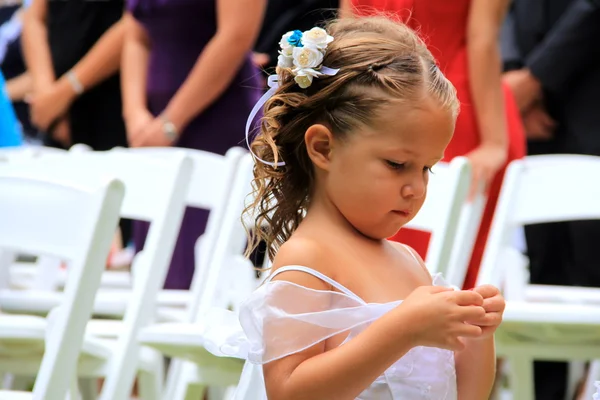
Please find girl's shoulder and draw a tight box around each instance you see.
[267,236,336,292]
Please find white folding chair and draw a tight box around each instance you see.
[0,164,124,399]
[403,156,483,287]
[139,153,256,399]
[477,154,600,400]
[0,150,193,400]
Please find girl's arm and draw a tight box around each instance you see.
[162,0,266,133]
[467,0,511,150]
[455,337,497,399]
[21,0,55,92]
[121,12,151,119]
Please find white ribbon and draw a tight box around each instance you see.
[245,67,340,168]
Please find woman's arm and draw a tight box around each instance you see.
[467,0,511,150]
[339,0,354,18]
[21,0,55,92]
[162,0,266,133]
[56,15,126,95]
[24,10,127,131]
[121,12,151,119]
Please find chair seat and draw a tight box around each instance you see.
[10,264,132,289]
[139,323,244,370]
[497,301,600,360]
[525,284,600,305]
[0,289,190,318]
[0,316,160,373]
[0,390,33,399]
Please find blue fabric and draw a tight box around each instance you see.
[0,70,22,147]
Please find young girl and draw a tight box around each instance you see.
[211,16,505,400]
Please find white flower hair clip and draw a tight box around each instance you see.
[244,27,339,168]
[277,27,338,89]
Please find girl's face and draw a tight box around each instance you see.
[323,96,455,240]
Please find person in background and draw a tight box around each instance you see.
[0,69,21,147]
[21,0,127,151]
[22,0,131,248]
[121,0,265,289]
[501,1,600,398]
[0,0,37,143]
[341,0,526,290]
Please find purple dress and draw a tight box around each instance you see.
[128,0,262,289]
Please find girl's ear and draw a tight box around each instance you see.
[305,124,335,171]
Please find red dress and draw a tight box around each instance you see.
[351,0,526,288]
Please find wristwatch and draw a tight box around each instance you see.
[160,114,178,141]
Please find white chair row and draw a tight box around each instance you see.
[0,145,249,399]
[0,159,125,399]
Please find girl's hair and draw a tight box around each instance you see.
[244,16,459,261]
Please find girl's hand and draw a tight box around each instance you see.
[399,286,486,351]
[470,285,505,338]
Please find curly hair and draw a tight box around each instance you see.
[244,16,459,261]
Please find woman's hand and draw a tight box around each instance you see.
[129,115,177,147]
[49,117,71,148]
[27,78,76,131]
[465,143,507,199]
[125,108,154,146]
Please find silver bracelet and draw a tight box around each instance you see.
[66,70,84,95]
[160,114,178,141]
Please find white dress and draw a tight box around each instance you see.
[203,266,458,400]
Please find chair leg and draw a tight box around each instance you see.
[162,361,205,400]
[67,375,80,400]
[581,361,600,400]
[138,365,164,400]
[508,356,535,400]
[79,378,99,400]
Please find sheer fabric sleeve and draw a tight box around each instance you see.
[202,280,400,365]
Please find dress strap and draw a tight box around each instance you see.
[266,265,364,302]
[400,243,421,265]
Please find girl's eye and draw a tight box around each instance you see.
[424,166,434,174]
[385,160,405,170]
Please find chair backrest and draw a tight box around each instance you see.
[189,153,256,319]
[0,166,124,399]
[121,146,245,210]
[6,149,194,399]
[127,147,247,317]
[477,154,600,288]
[404,156,475,279]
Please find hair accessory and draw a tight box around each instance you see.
[245,27,339,168]
[277,27,336,89]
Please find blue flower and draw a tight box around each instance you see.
[287,30,304,47]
